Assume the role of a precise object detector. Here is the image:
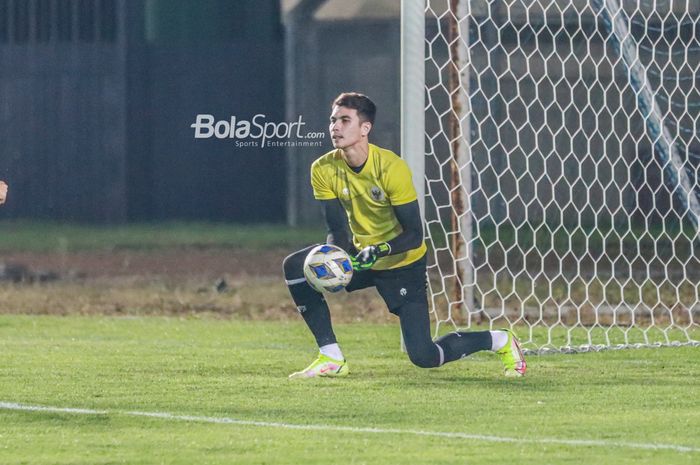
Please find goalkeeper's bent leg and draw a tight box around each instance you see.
[283,247,338,347]
[397,302,442,368]
[399,302,492,367]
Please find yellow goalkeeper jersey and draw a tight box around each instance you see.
[310,143,427,270]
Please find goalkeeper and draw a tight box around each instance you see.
[283,92,526,379]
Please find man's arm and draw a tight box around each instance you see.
[322,199,353,253]
[0,181,7,205]
[385,200,423,254]
[353,200,424,270]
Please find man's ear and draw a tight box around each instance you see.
[361,121,372,136]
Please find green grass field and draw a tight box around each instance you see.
[0,221,698,464]
[1,315,698,465]
[0,221,323,252]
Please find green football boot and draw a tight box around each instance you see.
[288,353,349,379]
[495,329,527,377]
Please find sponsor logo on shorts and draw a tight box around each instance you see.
[400,288,407,296]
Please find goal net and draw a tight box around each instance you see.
[418,0,700,352]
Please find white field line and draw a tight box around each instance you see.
[1,401,698,454]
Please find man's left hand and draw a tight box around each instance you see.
[351,243,390,271]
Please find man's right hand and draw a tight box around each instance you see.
[0,181,7,205]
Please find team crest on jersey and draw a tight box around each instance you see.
[369,186,385,201]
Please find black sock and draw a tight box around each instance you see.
[435,331,492,363]
[287,281,337,347]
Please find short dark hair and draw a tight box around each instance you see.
[332,92,376,126]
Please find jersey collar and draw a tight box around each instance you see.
[341,144,375,175]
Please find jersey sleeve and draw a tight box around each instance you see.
[384,158,418,206]
[310,160,336,200]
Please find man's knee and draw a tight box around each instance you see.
[283,248,309,279]
[283,247,326,308]
[405,343,440,368]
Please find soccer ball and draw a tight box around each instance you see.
[303,244,353,293]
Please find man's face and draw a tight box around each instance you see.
[329,105,371,150]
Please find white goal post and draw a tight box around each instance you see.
[401,0,700,353]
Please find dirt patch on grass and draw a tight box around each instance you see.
[0,248,284,278]
[0,248,394,323]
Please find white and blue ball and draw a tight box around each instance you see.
[303,244,353,293]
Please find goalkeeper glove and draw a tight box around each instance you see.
[351,243,391,271]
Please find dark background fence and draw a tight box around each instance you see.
[0,0,288,223]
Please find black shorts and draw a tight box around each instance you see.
[346,254,428,315]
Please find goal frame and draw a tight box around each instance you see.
[401,0,700,354]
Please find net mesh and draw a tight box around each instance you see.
[423,0,700,353]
